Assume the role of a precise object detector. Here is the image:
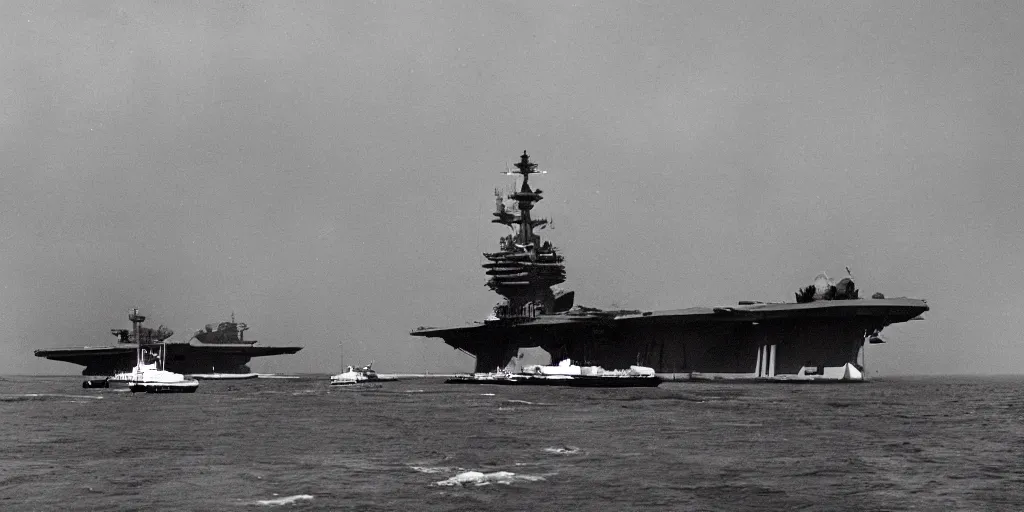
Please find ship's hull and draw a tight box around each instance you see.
[34,343,302,376]
[413,298,928,381]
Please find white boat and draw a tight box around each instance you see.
[329,363,397,386]
[127,361,200,393]
[118,309,200,393]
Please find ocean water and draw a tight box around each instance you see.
[1,375,1022,511]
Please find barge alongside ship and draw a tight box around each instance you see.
[446,359,662,387]
[411,152,929,381]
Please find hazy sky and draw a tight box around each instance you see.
[3,1,1022,375]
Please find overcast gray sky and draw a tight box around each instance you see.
[3,1,1022,375]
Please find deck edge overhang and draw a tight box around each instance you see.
[411,297,929,338]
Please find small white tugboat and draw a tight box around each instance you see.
[329,362,397,386]
[116,309,199,393]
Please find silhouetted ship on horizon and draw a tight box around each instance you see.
[411,151,929,381]
[35,312,302,376]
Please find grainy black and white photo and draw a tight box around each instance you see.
[3,1,1022,510]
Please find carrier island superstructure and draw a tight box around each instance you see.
[411,152,929,381]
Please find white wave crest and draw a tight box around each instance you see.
[410,466,452,474]
[434,471,545,487]
[505,399,533,405]
[480,393,496,396]
[543,446,581,455]
[255,494,314,506]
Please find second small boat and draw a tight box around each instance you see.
[329,363,397,386]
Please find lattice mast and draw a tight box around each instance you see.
[483,152,565,318]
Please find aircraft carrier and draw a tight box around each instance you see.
[35,311,302,376]
[411,152,929,381]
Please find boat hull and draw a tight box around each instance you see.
[129,380,200,393]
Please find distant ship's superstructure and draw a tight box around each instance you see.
[412,152,929,381]
[193,314,252,345]
[36,312,301,376]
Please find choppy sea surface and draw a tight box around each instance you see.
[1,375,1022,511]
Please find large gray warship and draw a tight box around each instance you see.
[412,152,929,381]
[35,312,301,376]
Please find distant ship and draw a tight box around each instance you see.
[35,311,302,376]
[411,152,929,381]
[329,362,397,386]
